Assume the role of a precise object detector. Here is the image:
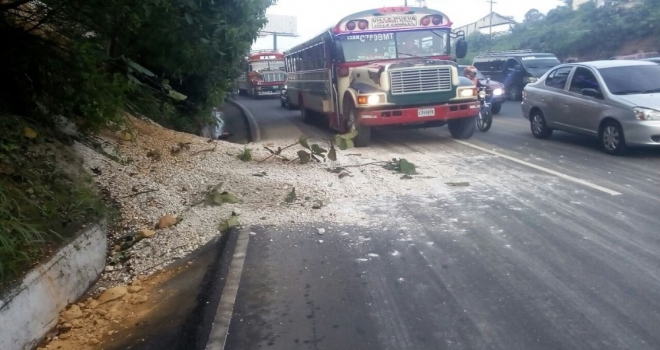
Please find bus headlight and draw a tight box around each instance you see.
[459,88,475,97]
[492,88,503,96]
[367,94,380,105]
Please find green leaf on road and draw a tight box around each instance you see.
[399,159,416,175]
[220,191,238,204]
[311,144,327,155]
[299,135,310,150]
[285,187,297,204]
[298,150,311,164]
[328,144,337,161]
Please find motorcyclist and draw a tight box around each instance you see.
[464,65,484,88]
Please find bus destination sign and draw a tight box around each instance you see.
[371,15,417,28]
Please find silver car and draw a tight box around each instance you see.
[521,60,660,155]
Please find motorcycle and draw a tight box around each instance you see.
[476,85,493,132]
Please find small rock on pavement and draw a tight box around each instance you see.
[137,229,155,238]
[97,286,128,304]
[88,338,100,345]
[318,240,324,244]
[156,214,177,229]
[128,285,142,293]
[339,172,349,179]
[61,305,83,321]
[317,228,325,235]
[312,200,324,209]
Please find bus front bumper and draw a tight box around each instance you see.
[358,101,480,127]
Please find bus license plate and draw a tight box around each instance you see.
[418,108,435,117]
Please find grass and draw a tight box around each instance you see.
[0,115,105,286]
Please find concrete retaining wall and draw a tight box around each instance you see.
[0,221,107,350]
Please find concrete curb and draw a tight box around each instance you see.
[0,221,107,350]
[205,227,250,350]
[226,98,261,143]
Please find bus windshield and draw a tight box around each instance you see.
[251,60,285,71]
[340,29,449,62]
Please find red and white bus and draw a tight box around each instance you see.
[284,6,477,146]
[237,50,287,98]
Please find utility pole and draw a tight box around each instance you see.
[487,0,497,52]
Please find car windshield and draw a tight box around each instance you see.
[251,60,285,71]
[340,29,450,62]
[599,64,660,95]
[520,57,560,69]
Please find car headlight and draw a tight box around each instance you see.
[492,88,503,96]
[524,77,538,83]
[459,88,474,97]
[633,107,660,121]
[367,94,380,105]
[478,91,487,99]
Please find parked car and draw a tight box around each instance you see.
[521,60,660,155]
[459,65,505,114]
[473,50,560,101]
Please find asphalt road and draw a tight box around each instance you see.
[224,95,660,350]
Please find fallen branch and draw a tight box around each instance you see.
[259,142,299,163]
[338,161,387,168]
[119,189,158,199]
[192,142,218,155]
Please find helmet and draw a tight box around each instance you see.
[464,65,477,78]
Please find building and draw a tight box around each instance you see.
[454,12,516,37]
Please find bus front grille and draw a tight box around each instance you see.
[389,67,452,95]
[263,72,286,82]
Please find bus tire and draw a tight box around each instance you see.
[344,101,371,147]
[448,116,476,139]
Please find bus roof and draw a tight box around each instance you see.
[285,7,453,55]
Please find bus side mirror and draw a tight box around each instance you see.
[456,39,468,59]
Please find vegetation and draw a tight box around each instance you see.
[0,0,274,283]
[460,0,660,64]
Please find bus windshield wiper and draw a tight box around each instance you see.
[398,52,424,59]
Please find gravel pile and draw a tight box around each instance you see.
[76,115,463,287]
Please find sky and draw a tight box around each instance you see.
[252,0,564,52]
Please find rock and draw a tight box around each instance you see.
[104,266,114,272]
[97,286,128,304]
[137,229,155,238]
[62,305,83,321]
[94,319,108,326]
[59,333,71,340]
[318,240,324,244]
[312,200,323,209]
[88,338,100,345]
[317,228,325,235]
[131,280,142,287]
[58,322,73,333]
[128,286,142,293]
[96,309,108,316]
[87,300,100,309]
[71,319,83,328]
[156,214,177,229]
[131,295,148,305]
[339,172,349,179]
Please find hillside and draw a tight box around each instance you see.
[460,0,660,64]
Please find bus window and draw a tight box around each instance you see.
[396,30,448,57]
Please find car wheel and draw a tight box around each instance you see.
[600,120,627,155]
[448,116,476,139]
[530,110,553,139]
[344,100,371,147]
[491,102,502,114]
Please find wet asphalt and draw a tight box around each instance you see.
[222,96,660,350]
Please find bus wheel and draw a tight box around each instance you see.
[300,96,312,123]
[345,101,371,147]
[448,116,476,139]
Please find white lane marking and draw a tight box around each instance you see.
[206,227,250,350]
[454,140,622,196]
